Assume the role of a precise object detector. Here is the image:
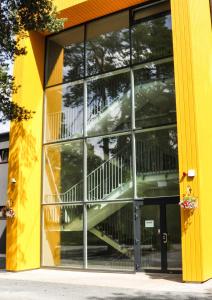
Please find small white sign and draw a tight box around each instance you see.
[145,220,154,228]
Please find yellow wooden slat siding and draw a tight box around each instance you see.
[171,0,212,282]
[55,0,148,29]
[187,0,212,282]
[55,0,87,11]
[6,33,45,271]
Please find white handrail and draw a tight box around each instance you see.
[46,106,83,142]
[45,140,178,203]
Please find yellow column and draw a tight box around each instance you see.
[42,47,64,267]
[171,0,212,282]
[6,32,45,271]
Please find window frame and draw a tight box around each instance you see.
[44,0,171,88]
[0,148,9,164]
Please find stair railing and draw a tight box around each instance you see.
[88,155,124,201]
[46,106,83,142]
[136,140,178,175]
[45,144,130,203]
[45,140,178,204]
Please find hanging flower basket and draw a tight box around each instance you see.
[179,194,198,209]
[0,206,15,218]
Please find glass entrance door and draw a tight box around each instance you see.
[134,198,182,273]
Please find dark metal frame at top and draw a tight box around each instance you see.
[44,0,171,89]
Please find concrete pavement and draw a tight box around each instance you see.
[0,269,212,299]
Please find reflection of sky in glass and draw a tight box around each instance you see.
[165,15,172,29]
[90,136,131,161]
[61,83,83,137]
[0,111,9,133]
[88,137,118,161]
[0,119,10,133]
[0,61,12,133]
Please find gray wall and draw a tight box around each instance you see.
[0,139,9,205]
[0,134,9,263]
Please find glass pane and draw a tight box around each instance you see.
[45,83,83,142]
[136,128,179,197]
[86,12,130,75]
[133,2,170,21]
[46,26,84,86]
[135,61,176,129]
[42,205,83,268]
[140,205,161,270]
[131,14,173,64]
[43,141,83,203]
[87,135,133,201]
[166,204,182,270]
[87,72,131,136]
[87,202,134,271]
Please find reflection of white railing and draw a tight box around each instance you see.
[87,97,117,125]
[88,156,124,201]
[136,141,177,175]
[45,140,178,203]
[87,98,107,124]
[45,154,126,203]
[46,107,83,142]
[46,88,128,142]
[45,181,83,203]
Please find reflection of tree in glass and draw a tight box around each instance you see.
[136,129,178,173]
[87,135,132,180]
[63,84,83,108]
[135,62,176,129]
[87,29,130,75]
[63,42,84,82]
[132,15,173,64]
[96,203,134,250]
[87,72,131,136]
[61,142,83,195]
[61,83,83,139]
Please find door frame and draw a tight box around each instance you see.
[134,196,182,274]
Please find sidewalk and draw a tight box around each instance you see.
[0,269,212,299]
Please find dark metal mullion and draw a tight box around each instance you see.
[131,0,168,14]
[134,202,141,271]
[130,9,139,271]
[129,9,133,67]
[83,23,88,270]
[132,10,171,26]
[160,202,167,272]
[140,196,179,206]
[84,23,87,79]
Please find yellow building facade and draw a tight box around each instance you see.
[5,0,212,282]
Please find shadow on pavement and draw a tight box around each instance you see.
[89,291,212,300]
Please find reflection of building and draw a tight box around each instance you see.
[6,0,212,282]
[0,132,9,269]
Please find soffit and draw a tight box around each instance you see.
[54,0,148,31]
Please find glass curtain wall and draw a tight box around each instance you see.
[42,0,179,271]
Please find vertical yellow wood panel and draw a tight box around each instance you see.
[172,0,212,282]
[6,32,45,271]
[171,0,202,282]
[187,0,212,282]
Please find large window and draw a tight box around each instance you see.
[42,0,178,271]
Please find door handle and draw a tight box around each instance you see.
[162,233,168,244]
